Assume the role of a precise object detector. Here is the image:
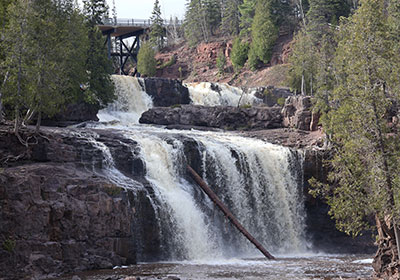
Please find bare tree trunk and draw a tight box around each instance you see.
[35,110,41,133]
[0,70,9,123]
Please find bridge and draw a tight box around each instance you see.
[98,18,183,75]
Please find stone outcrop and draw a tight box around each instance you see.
[139,78,191,107]
[282,96,320,131]
[42,102,99,127]
[139,105,283,130]
[0,128,161,279]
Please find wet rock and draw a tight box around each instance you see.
[139,78,191,107]
[42,101,99,127]
[139,105,282,130]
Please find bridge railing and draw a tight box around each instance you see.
[103,18,183,27]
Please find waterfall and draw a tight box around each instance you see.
[97,75,153,125]
[90,127,307,260]
[185,82,263,107]
[89,77,307,261]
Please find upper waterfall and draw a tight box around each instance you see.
[186,82,263,107]
[97,75,153,125]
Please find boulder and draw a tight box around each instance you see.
[42,102,99,127]
[281,95,320,131]
[139,78,191,107]
[139,105,283,130]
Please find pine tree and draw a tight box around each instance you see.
[83,0,115,108]
[287,29,318,94]
[311,0,400,274]
[221,0,242,36]
[306,0,350,39]
[231,37,250,71]
[184,0,221,46]
[150,0,165,50]
[248,0,278,69]
[137,41,157,77]
[239,0,256,35]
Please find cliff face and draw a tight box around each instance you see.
[0,128,162,279]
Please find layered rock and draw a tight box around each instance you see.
[0,128,160,279]
[282,96,320,131]
[139,105,282,130]
[138,78,191,107]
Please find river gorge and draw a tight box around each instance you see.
[0,76,374,279]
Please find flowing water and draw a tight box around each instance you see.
[75,76,373,279]
[185,82,263,107]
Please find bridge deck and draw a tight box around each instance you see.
[98,25,146,38]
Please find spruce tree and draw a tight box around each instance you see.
[239,0,256,35]
[221,0,242,36]
[83,0,115,108]
[150,0,165,50]
[311,1,400,274]
[137,41,157,77]
[184,0,221,46]
[248,0,278,69]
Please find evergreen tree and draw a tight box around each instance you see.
[248,0,278,69]
[230,37,250,71]
[150,0,165,50]
[239,0,256,35]
[184,0,221,46]
[306,0,350,39]
[83,0,115,108]
[311,1,400,272]
[287,29,318,94]
[221,0,242,36]
[137,41,157,77]
[0,0,13,122]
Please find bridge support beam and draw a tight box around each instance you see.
[99,24,146,76]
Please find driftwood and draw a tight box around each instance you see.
[187,165,275,260]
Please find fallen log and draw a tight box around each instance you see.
[187,165,275,260]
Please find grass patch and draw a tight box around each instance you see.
[159,55,176,70]
[2,239,16,253]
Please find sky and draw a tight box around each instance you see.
[108,0,187,20]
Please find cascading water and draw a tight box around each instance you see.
[90,77,308,261]
[185,82,264,107]
[97,75,153,125]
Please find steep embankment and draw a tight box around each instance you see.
[155,35,293,88]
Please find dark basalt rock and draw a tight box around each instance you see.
[139,105,283,130]
[139,78,191,107]
[42,102,99,127]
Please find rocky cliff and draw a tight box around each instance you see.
[0,127,163,279]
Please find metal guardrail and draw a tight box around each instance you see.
[103,18,183,27]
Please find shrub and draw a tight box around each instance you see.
[137,42,157,77]
[216,51,226,74]
[231,37,249,71]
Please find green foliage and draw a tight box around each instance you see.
[311,0,400,237]
[159,55,176,69]
[0,0,115,131]
[216,51,226,74]
[221,0,241,36]
[2,239,15,253]
[137,42,157,77]
[239,0,256,35]
[83,0,115,108]
[248,0,278,70]
[230,37,249,71]
[104,185,122,196]
[277,97,285,106]
[184,0,221,46]
[150,0,165,50]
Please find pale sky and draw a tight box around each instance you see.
[108,0,187,20]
